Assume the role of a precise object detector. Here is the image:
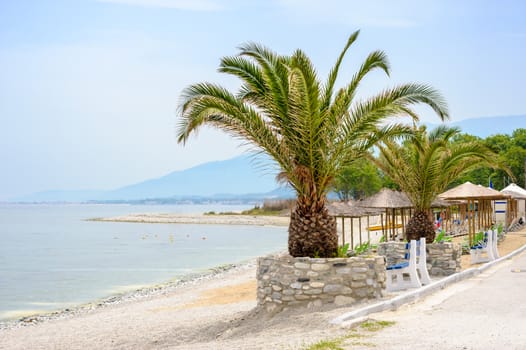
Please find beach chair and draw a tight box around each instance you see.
[386,240,421,292]
[470,229,495,264]
[416,237,431,285]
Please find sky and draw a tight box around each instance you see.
[1,0,526,200]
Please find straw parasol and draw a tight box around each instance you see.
[438,181,509,244]
[327,201,383,247]
[356,188,413,240]
[357,188,412,209]
[438,181,507,200]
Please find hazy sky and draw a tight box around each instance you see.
[1,0,525,200]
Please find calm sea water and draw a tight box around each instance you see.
[0,204,287,321]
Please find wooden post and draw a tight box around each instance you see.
[391,209,395,240]
[381,213,385,241]
[400,208,405,238]
[477,199,481,232]
[350,217,354,248]
[359,217,362,245]
[341,216,345,246]
[467,199,475,246]
[367,214,371,242]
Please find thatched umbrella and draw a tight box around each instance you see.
[439,181,509,244]
[356,188,413,240]
[327,201,383,247]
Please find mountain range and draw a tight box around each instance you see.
[14,114,526,203]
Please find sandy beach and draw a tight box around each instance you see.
[91,213,291,227]
[2,226,526,350]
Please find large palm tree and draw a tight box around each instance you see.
[373,125,502,242]
[176,31,449,257]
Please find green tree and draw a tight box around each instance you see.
[333,158,383,201]
[453,129,526,190]
[176,31,448,257]
[373,126,502,242]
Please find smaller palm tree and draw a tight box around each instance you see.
[373,125,504,242]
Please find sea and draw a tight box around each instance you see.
[0,203,288,321]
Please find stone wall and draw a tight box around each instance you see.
[377,242,462,276]
[256,254,386,313]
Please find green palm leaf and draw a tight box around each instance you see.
[176,31,448,257]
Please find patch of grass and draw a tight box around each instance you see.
[359,320,396,332]
[304,338,345,350]
[303,320,395,350]
[240,207,282,216]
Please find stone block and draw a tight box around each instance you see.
[334,295,355,306]
[351,273,367,281]
[304,288,323,295]
[308,299,323,308]
[310,282,325,288]
[311,263,330,272]
[351,281,366,288]
[323,284,344,294]
[291,282,303,289]
[294,262,310,270]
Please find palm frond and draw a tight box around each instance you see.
[321,30,360,110]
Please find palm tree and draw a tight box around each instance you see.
[176,31,449,257]
[373,125,503,242]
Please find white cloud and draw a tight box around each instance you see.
[96,0,223,11]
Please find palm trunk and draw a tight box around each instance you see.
[288,200,338,257]
[405,210,436,243]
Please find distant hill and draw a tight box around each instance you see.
[13,114,526,203]
[14,154,284,203]
[98,154,280,201]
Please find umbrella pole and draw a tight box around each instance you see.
[359,217,362,245]
[350,218,354,249]
[477,200,484,230]
[392,209,396,240]
[381,213,385,241]
[341,216,345,246]
[401,208,406,238]
[367,215,371,242]
[466,199,473,247]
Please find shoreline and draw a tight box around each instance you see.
[0,258,261,330]
[88,212,291,226]
[1,210,289,330]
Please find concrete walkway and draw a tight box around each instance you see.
[345,250,526,349]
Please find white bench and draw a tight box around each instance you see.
[416,237,431,285]
[470,229,498,264]
[386,239,422,292]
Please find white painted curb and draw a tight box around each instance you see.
[330,243,526,325]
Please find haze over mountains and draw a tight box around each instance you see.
[13,115,526,203]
